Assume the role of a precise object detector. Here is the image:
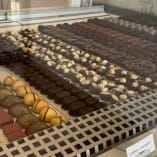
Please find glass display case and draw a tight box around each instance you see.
[0,0,157,157]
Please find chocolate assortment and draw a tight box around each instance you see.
[0,16,157,144]
[57,22,157,65]
[38,25,157,79]
[0,75,67,143]
[88,18,157,42]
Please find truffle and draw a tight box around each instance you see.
[8,102,31,117]
[25,121,49,135]
[69,101,86,116]
[16,113,39,129]
[0,95,23,109]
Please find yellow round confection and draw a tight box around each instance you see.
[39,107,57,122]
[32,99,48,113]
[24,93,39,106]
[3,75,17,86]
[12,80,25,91]
[50,115,67,126]
[16,86,32,97]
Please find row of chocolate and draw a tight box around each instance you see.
[18,29,156,104]
[0,32,24,53]
[58,21,157,66]
[0,76,67,139]
[6,60,105,116]
[20,28,156,90]
[119,13,157,29]
[38,25,157,79]
[0,31,107,116]
[0,22,156,117]
[88,18,157,42]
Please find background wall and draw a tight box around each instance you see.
[0,0,81,10]
[94,0,157,15]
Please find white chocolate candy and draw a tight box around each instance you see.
[96,56,101,62]
[101,60,108,65]
[119,94,127,100]
[92,76,99,82]
[91,63,97,69]
[84,53,90,58]
[117,85,125,90]
[119,78,127,84]
[130,74,138,80]
[126,90,136,96]
[109,69,115,75]
[145,77,152,83]
[64,68,70,74]
[132,81,139,88]
[140,85,149,91]
[81,58,87,63]
[101,80,108,86]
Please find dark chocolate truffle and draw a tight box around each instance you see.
[69,101,86,116]
[77,92,89,100]
[85,96,98,107]
[47,87,63,99]
[61,96,78,109]
[94,102,106,109]
[54,91,71,103]
[78,107,95,116]
[70,87,82,95]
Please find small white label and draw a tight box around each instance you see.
[126,134,155,157]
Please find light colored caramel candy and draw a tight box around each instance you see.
[111,94,119,102]
[126,90,136,96]
[121,70,128,75]
[84,53,90,58]
[119,78,127,84]
[140,85,149,92]
[101,80,108,86]
[12,80,25,91]
[145,77,152,83]
[132,81,139,88]
[117,85,125,90]
[130,74,138,80]
[96,56,101,62]
[3,75,17,86]
[109,69,116,75]
[119,94,127,100]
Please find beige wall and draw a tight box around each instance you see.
[20,0,69,8]
[94,0,157,15]
[0,0,79,10]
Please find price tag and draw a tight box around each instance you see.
[126,134,155,157]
